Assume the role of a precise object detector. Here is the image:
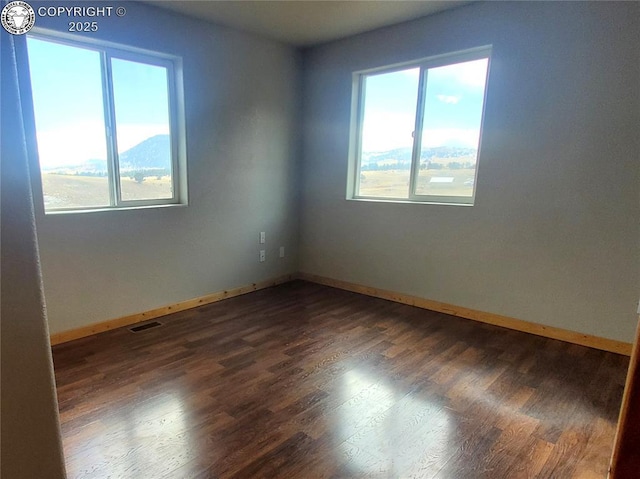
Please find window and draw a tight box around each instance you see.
[24,32,187,213]
[350,47,491,205]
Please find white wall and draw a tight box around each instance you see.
[1,35,66,478]
[30,2,301,335]
[300,1,640,342]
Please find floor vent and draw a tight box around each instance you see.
[129,321,163,333]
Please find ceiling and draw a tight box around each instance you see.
[146,1,473,47]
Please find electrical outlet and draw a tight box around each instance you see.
[259,250,265,262]
[260,232,265,244]
[279,246,285,258]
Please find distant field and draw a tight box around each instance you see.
[41,173,172,210]
[358,168,476,198]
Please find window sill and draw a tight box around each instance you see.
[347,197,474,207]
[43,202,188,216]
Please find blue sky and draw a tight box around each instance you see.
[361,58,489,152]
[27,37,170,168]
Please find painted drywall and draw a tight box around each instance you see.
[1,35,66,478]
[300,1,640,342]
[28,2,301,335]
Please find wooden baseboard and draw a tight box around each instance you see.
[50,271,633,356]
[49,274,295,346]
[298,272,633,356]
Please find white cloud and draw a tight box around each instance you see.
[36,122,106,168]
[361,112,415,152]
[437,94,461,104]
[421,128,480,148]
[35,122,169,168]
[361,109,480,152]
[433,58,489,89]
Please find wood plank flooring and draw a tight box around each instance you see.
[52,280,629,478]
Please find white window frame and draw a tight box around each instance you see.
[348,46,492,206]
[19,28,188,214]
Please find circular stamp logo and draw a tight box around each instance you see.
[1,1,35,35]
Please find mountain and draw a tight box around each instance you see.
[118,134,171,171]
[42,134,172,173]
[361,146,477,168]
[83,158,108,171]
[363,147,414,164]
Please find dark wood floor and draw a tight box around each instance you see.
[52,281,629,478]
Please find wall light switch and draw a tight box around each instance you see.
[260,232,265,244]
[279,246,285,258]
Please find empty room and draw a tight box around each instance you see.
[2,0,640,478]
